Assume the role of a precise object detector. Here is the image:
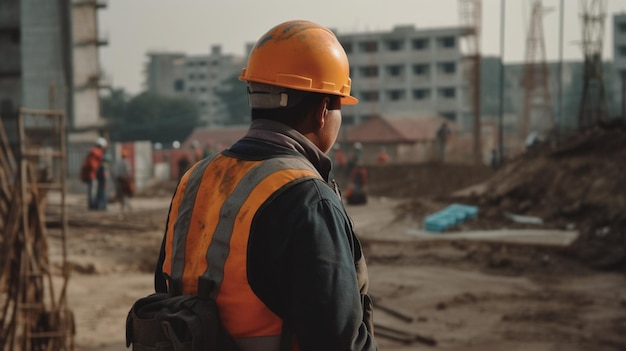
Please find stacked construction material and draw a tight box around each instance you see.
[0,111,74,351]
[424,203,478,233]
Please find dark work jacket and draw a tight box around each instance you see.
[156,119,377,351]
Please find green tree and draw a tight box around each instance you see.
[214,73,249,125]
[102,91,201,144]
[101,88,129,120]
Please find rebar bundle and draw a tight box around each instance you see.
[0,110,74,351]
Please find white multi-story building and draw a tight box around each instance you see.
[146,25,472,128]
[145,52,186,98]
[205,45,245,125]
[145,45,244,125]
[184,54,210,114]
[335,25,470,129]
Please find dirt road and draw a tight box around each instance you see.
[51,194,626,351]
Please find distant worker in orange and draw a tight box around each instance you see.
[80,137,107,210]
[346,160,368,205]
[376,146,389,165]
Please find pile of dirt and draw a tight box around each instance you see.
[451,126,626,270]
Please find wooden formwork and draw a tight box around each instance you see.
[0,109,74,351]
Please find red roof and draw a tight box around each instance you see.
[341,115,458,143]
[183,115,459,148]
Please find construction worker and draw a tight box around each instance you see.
[80,137,107,210]
[346,159,369,205]
[154,20,377,350]
[95,154,110,210]
[113,149,133,214]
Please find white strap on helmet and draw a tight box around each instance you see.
[247,82,307,109]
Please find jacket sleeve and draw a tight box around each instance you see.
[248,181,378,351]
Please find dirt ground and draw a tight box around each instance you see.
[38,127,626,350]
[47,183,626,351]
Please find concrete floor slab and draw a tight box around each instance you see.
[406,228,578,247]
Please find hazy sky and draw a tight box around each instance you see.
[98,0,626,95]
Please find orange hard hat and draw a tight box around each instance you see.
[239,20,358,105]
[121,149,129,158]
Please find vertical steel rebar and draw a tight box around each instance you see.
[498,0,506,162]
[556,0,564,139]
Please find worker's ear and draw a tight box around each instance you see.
[315,96,330,129]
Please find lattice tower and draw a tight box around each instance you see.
[521,0,554,139]
[578,0,609,129]
[459,0,482,164]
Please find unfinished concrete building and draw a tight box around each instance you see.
[145,45,245,126]
[0,0,108,146]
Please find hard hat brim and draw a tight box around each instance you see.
[240,76,358,105]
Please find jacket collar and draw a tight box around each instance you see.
[244,119,332,180]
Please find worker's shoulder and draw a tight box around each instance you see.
[225,138,299,159]
[272,176,341,210]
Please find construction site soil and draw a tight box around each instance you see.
[49,127,625,350]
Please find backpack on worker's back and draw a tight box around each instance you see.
[79,157,91,183]
[125,276,239,351]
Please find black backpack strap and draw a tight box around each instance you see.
[279,321,292,351]
[154,230,168,293]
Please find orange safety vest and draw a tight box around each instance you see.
[163,153,320,350]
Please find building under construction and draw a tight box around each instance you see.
[0,0,108,148]
[0,1,108,350]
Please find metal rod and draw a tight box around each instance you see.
[498,0,506,162]
[623,72,626,121]
[19,108,65,116]
[557,0,564,139]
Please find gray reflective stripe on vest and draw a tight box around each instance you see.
[202,156,320,299]
[170,155,218,285]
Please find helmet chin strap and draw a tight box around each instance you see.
[279,93,289,107]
